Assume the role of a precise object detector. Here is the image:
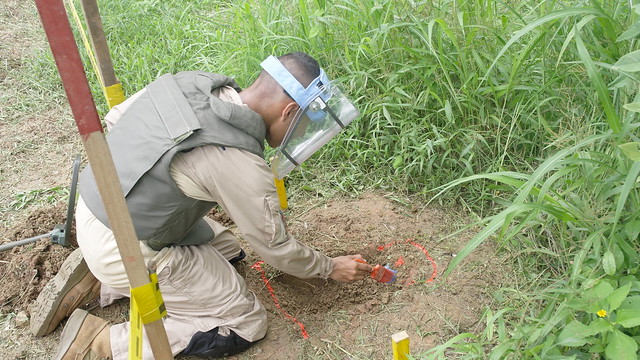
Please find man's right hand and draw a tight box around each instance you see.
[329,255,373,282]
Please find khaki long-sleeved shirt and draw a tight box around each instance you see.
[79,84,333,288]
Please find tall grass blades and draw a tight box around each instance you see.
[428,1,640,358]
[61,0,580,196]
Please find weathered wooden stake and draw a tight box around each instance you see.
[33,1,172,358]
[392,330,410,360]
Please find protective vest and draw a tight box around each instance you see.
[79,71,266,250]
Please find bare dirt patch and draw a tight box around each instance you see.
[1,193,504,359]
[240,193,502,359]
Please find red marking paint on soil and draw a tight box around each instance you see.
[251,261,310,339]
[408,239,437,283]
[376,239,437,284]
[394,256,405,267]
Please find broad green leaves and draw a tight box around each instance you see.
[619,142,640,161]
[608,283,632,312]
[617,309,640,328]
[602,250,616,276]
[557,320,590,347]
[552,282,638,359]
[606,330,638,360]
[613,50,640,73]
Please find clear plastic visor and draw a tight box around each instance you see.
[271,84,359,179]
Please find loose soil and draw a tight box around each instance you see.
[0,2,508,359]
[0,193,505,360]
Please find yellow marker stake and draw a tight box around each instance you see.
[392,331,410,360]
[129,262,167,360]
[129,294,143,360]
[66,0,126,110]
[274,177,288,210]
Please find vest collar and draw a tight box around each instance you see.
[193,73,266,154]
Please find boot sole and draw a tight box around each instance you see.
[52,309,89,360]
[29,248,92,336]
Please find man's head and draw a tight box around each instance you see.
[277,52,321,93]
[240,52,322,147]
[241,52,360,179]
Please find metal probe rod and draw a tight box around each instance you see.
[0,234,51,252]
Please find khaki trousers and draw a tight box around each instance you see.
[77,201,268,360]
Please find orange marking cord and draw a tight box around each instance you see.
[250,261,310,339]
[249,238,435,339]
[376,238,437,284]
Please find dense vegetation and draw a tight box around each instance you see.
[26,0,640,358]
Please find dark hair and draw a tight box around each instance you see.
[277,52,321,88]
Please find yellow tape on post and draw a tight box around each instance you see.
[392,331,410,360]
[65,0,126,111]
[129,265,167,360]
[131,282,166,324]
[105,83,126,109]
[274,177,288,210]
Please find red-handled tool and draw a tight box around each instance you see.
[356,259,397,284]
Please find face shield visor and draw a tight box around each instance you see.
[260,56,360,179]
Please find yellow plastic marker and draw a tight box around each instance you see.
[129,262,167,360]
[129,296,142,360]
[274,177,288,210]
[392,330,410,360]
[105,83,126,108]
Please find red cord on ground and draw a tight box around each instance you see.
[250,238,435,338]
[250,261,310,339]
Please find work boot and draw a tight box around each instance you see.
[53,309,111,360]
[30,248,101,336]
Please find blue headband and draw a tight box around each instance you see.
[260,55,330,108]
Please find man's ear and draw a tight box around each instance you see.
[281,101,300,120]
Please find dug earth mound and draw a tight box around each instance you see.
[0,192,507,359]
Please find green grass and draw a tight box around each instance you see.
[8,186,69,211]
[24,0,640,358]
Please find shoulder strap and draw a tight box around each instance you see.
[147,74,201,143]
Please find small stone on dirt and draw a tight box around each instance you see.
[15,311,29,327]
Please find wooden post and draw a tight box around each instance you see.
[392,330,410,360]
[78,0,125,109]
[79,0,118,87]
[33,1,172,359]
